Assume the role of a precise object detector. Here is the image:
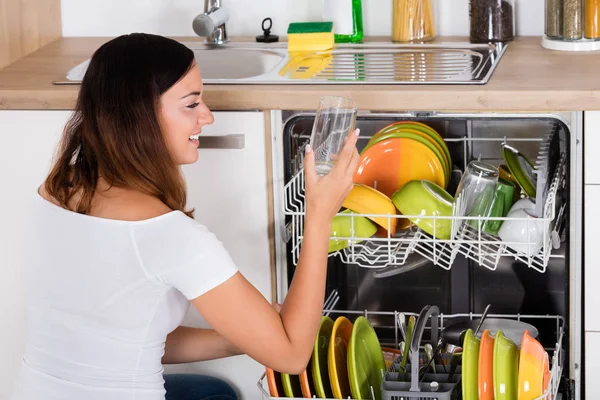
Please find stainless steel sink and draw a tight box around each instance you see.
[54,41,507,85]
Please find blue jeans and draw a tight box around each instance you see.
[164,374,238,400]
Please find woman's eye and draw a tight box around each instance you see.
[186,102,200,109]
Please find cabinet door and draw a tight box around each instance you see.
[585,111,600,184]
[163,111,272,400]
[0,111,72,399]
[587,332,600,398]
[586,185,600,331]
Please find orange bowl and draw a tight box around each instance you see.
[478,329,495,400]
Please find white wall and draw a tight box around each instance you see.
[62,0,545,38]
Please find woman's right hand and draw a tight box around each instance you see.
[303,129,361,222]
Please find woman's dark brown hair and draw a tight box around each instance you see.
[45,33,195,218]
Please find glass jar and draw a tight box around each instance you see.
[585,0,600,38]
[545,0,563,38]
[469,0,516,43]
[391,0,436,42]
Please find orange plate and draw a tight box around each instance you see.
[266,368,284,397]
[299,367,315,398]
[353,138,445,199]
[478,329,495,400]
[518,330,550,400]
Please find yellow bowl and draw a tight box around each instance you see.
[342,184,399,237]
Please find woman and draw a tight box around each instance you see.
[10,33,360,400]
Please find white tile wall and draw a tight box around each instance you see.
[61,0,545,38]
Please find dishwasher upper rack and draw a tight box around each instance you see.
[283,136,567,273]
[256,309,564,400]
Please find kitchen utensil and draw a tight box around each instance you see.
[518,330,550,400]
[397,313,407,343]
[309,95,357,175]
[311,316,334,398]
[281,373,303,397]
[441,317,539,347]
[461,329,481,400]
[424,344,435,373]
[266,368,284,397]
[447,350,462,383]
[328,316,353,399]
[361,129,449,185]
[348,316,386,400]
[498,198,545,257]
[391,180,454,239]
[502,143,537,197]
[478,329,495,400]
[454,160,499,231]
[353,137,446,198]
[493,330,519,400]
[400,315,416,373]
[328,209,378,253]
[342,184,399,237]
[474,304,491,336]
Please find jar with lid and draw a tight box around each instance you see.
[469,0,516,43]
[391,0,436,42]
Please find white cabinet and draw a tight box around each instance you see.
[0,111,71,399]
[585,111,600,184]
[587,332,600,399]
[0,110,272,400]
[162,111,272,400]
[585,185,600,331]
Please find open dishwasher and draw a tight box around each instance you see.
[263,111,582,399]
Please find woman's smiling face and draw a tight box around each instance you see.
[159,63,214,165]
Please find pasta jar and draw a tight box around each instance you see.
[392,0,436,42]
[469,0,516,43]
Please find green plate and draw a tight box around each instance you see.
[461,329,481,400]
[493,330,519,400]
[362,130,449,186]
[312,316,334,398]
[369,123,452,177]
[281,373,303,398]
[501,143,537,197]
[348,316,386,400]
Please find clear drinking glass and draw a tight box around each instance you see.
[309,96,358,175]
[454,161,499,231]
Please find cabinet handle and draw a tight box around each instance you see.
[197,134,245,150]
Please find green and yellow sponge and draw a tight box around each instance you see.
[287,21,335,52]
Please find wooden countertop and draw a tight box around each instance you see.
[1,36,600,111]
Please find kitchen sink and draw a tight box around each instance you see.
[54,41,508,85]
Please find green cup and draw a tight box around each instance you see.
[483,178,516,235]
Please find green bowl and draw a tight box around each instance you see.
[391,180,454,240]
[329,209,378,253]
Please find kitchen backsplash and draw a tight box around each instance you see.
[62,0,544,38]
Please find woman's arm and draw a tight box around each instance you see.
[162,326,242,364]
[191,131,360,374]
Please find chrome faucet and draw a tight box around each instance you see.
[192,0,229,44]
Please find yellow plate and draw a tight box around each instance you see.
[328,316,354,399]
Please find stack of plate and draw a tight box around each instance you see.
[354,122,452,199]
[461,328,550,400]
[266,316,388,399]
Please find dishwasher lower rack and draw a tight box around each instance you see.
[283,136,567,273]
[257,310,564,400]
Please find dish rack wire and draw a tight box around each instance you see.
[283,135,567,273]
[257,309,564,400]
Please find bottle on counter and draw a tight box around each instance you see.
[585,0,600,39]
[469,0,516,43]
[322,0,364,43]
[543,0,600,49]
[391,0,436,42]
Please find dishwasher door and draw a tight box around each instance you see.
[269,110,582,399]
